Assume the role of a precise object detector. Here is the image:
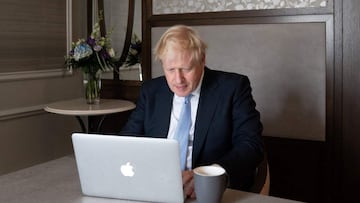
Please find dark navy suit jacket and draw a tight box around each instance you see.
[121,67,264,190]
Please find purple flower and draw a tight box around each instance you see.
[86,37,96,46]
[100,49,110,59]
[93,45,102,52]
[69,49,74,57]
[131,43,141,53]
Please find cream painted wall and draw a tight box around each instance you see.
[0,0,87,175]
[151,23,327,142]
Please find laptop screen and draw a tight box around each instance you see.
[72,133,184,203]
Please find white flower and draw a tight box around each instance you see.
[107,48,115,57]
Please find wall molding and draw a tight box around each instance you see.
[0,69,73,82]
[0,105,46,121]
[67,0,73,53]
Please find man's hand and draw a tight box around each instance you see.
[182,170,196,199]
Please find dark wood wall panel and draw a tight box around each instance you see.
[264,137,326,203]
[143,0,339,202]
[342,0,360,202]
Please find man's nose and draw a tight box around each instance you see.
[174,69,184,83]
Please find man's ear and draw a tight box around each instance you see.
[201,54,206,66]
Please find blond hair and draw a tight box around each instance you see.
[154,25,207,65]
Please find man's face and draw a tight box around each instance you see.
[161,43,205,97]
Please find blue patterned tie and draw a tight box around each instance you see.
[174,94,192,170]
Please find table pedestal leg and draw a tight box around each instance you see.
[97,115,107,132]
[75,116,87,133]
[75,115,107,133]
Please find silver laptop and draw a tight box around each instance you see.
[72,133,184,203]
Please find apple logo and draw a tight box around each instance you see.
[120,162,135,177]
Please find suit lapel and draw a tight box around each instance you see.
[153,82,173,138]
[192,68,220,166]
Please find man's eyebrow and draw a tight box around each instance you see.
[165,66,193,70]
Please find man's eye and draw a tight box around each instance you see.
[166,68,175,72]
[183,67,193,72]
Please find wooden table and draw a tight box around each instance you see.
[44,98,136,132]
[0,156,302,203]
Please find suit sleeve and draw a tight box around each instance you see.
[119,84,147,136]
[217,76,264,191]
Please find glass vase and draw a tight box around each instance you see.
[83,71,101,104]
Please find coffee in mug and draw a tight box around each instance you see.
[193,165,227,203]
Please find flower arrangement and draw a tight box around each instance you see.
[64,13,118,104]
[65,15,117,75]
[125,33,142,67]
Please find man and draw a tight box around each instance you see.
[120,25,263,198]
